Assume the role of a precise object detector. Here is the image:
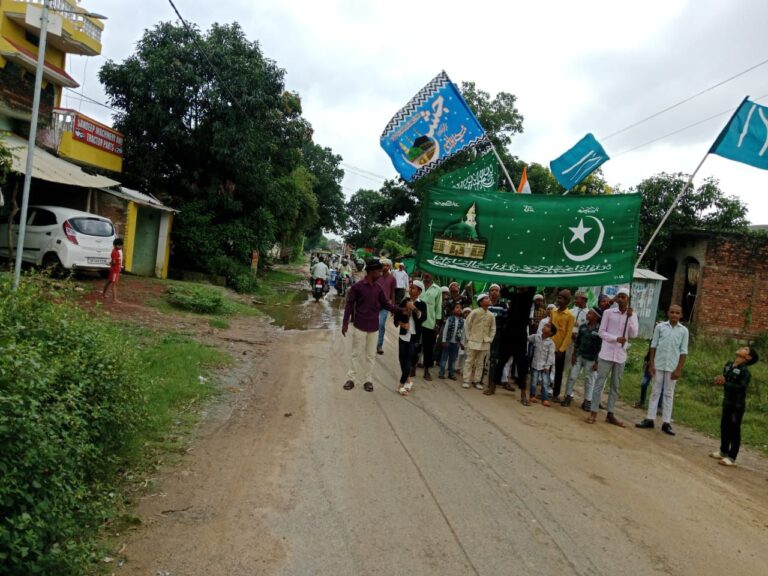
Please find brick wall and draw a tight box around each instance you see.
[96,193,127,238]
[694,236,768,339]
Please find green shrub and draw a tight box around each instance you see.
[165,284,225,314]
[0,277,146,575]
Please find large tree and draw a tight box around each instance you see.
[634,172,749,267]
[99,22,335,279]
[301,142,346,236]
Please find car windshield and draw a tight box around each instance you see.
[69,217,114,237]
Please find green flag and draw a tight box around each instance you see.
[437,153,499,191]
[416,187,641,287]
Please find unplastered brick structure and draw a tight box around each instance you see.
[659,231,768,340]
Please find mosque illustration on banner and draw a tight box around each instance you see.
[432,202,487,260]
[399,134,438,167]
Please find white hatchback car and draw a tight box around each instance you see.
[0,205,116,272]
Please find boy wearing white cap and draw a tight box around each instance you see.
[463,294,496,390]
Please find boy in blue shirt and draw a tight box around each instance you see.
[710,345,759,466]
[438,303,465,380]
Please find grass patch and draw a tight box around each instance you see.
[208,317,230,329]
[133,331,231,455]
[252,267,306,307]
[619,336,768,456]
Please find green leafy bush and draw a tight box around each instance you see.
[0,277,146,574]
[165,284,225,314]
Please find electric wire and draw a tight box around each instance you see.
[600,55,768,141]
[613,92,768,157]
[166,0,251,120]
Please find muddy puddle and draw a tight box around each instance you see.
[261,288,344,330]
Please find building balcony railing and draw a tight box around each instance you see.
[15,0,103,43]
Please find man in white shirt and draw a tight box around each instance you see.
[393,263,409,304]
[310,257,329,284]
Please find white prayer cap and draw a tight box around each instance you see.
[617,287,631,297]
[477,293,489,304]
[533,293,544,301]
[412,280,425,292]
[489,283,501,290]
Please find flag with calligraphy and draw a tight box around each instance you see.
[437,152,499,191]
[550,133,610,190]
[380,71,487,181]
[710,97,768,170]
[416,187,641,287]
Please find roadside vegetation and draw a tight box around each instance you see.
[0,273,236,575]
[620,335,768,455]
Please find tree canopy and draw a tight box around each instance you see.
[633,172,749,267]
[99,22,343,284]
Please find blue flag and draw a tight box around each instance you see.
[550,133,610,190]
[710,97,768,170]
[380,72,486,181]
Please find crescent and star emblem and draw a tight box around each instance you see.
[562,216,605,262]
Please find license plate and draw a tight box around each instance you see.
[87,257,108,265]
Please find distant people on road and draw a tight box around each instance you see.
[393,262,409,305]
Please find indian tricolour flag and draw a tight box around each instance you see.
[517,166,532,194]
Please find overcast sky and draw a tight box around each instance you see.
[67,0,768,223]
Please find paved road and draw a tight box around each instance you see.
[120,296,768,576]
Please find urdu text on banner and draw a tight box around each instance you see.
[380,71,486,181]
[415,188,641,287]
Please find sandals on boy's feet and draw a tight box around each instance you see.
[585,414,597,424]
[363,382,374,392]
[521,397,531,406]
[343,380,354,390]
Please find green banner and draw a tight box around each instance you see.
[437,153,499,191]
[416,187,641,287]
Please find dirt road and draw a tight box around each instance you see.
[117,290,768,576]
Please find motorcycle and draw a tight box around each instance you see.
[338,274,351,297]
[312,278,326,301]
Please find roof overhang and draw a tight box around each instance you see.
[0,36,79,88]
[101,186,178,213]
[3,132,119,188]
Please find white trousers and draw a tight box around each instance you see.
[464,349,486,385]
[347,327,378,384]
[646,369,677,424]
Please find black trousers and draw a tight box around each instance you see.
[422,327,437,369]
[553,351,566,397]
[398,338,416,384]
[720,405,745,460]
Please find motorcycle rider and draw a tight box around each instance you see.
[310,255,330,288]
[337,257,354,295]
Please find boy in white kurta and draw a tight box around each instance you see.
[463,294,496,390]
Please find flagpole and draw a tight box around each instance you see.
[634,151,710,267]
[488,142,515,191]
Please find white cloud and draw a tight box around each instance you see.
[67,0,768,222]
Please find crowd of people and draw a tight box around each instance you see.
[331,255,759,468]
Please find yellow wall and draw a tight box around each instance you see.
[58,131,123,172]
[123,202,137,273]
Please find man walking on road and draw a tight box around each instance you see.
[376,259,397,355]
[342,258,410,392]
[419,273,443,381]
[586,287,639,426]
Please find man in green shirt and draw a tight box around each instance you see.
[419,273,443,381]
